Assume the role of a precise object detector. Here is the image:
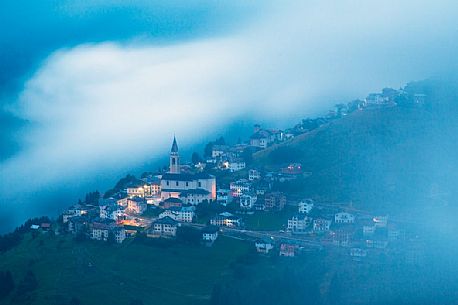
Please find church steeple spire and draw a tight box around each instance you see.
[171,136,179,153]
[169,136,180,174]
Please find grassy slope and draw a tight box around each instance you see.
[0,234,250,305]
[254,105,458,214]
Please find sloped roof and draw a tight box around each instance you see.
[171,136,179,153]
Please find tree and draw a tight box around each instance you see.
[84,191,100,205]
[192,152,204,165]
[16,270,38,295]
[176,226,201,245]
[129,299,144,305]
[69,296,81,305]
[0,270,15,299]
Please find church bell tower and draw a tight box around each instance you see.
[169,136,180,174]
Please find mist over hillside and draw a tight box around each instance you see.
[255,79,458,219]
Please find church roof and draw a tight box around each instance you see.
[161,172,215,182]
[171,136,179,153]
[163,197,183,204]
[179,189,210,197]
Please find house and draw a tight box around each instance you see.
[162,197,183,209]
[373,215,388,228]
[331,227,354,247]
[281,163,302,175]
[350,248,367,259]
[142,175,161,195]
[116,194,129,207]
[366,239,388,249]
[248,169,261,181]
[145,194,162,206]
[264,192,286,211]
[160,137,216,201]
[334,212,355,224]
[249,125,281,148]
[126,197,147,214]
[250,131,270,148]
[228,158,246,172]
[90,219,116,242]
[147,216,179,238]
[313,219,332,232]
[100,204,126,222]
[202,225,219,243]
[113,227,127,243]
[179,189,212,205]
[212,145,229,158]
[216,188,232,206]
[298,199,314,214]
[68,216,88,234]
[287,214,311,234]
[159,206,195,223]
[40,223,51,232]
[255,239,274,254]
[279,242,298,257]
[388,225,402,241]
[126,180,149,198]
[229,179,251,197]
[63,203,89,223]
[363,224,376,236]
[254,183,269,196]
[240,193,257,210]
[210,212,242,227]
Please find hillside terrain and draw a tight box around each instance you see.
[255,101,458,217]
[0,233,249,305]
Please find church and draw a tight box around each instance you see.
[160,137,216,205]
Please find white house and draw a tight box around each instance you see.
[248,169,261,181]
[228,158,246,172]
[373,215,388,228]
[298,199,314,214]
[255,239,274,254]
[229,179,251,197]
[287,214,311,234]
[147,216,179,238]
[202,225,219,243]
[210,212,242,227]
[334,212,355,224]
[350,248,367,258]
[216,188,232,206]
[126,197,147,214]
[313,219,332,232]
[159,206,195,223]
[240,193,257,210]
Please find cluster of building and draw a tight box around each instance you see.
[61,137,217,243]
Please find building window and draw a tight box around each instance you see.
[176,181,179,186]
[166,181,169,186]
[198,182,202,187]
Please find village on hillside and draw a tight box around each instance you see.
[31,85,428,262]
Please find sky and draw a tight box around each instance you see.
[1,0,458,232]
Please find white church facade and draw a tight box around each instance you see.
[160,137,216,203]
